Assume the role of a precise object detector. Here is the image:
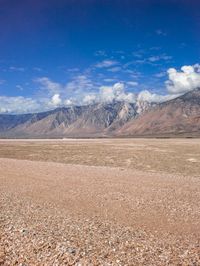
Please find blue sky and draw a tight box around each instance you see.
[0,0,200,113]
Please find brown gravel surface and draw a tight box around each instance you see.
[0,139,200,265]
[1,138,200,176]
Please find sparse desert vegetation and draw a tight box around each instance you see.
[0,139,200,265]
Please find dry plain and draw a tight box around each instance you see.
[0,138,200,265]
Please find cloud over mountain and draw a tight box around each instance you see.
[51,94,62,107]
[1,64,200,114]
[137,64,200,103]
[166,65,200,94]
[82,83,136,104]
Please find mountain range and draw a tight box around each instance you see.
[0,88,200,138]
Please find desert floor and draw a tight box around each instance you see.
[0,138,200,265]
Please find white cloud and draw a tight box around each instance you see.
[137,90,176,103]
[155,29,167,36]
[132,49,145,58]
[162,55,172,61]
[33,67,43,72]
[0,96,42,114]
[127,81,138,87]
[194,64,200,73]
[0,107,8,113]
[95,60,119,68]
[16,85,24,91]
[136,64,200,103]
[124,68,141,78]
[99,83,136,103]
[64,99,73,106]
[148,56,160,63]
[133,53,172,65]
[166,65,200,94]
[103,78,116,82]
[148,54,172,63]
[99,86,116,102]
[9,66,25,72]
[35,77,62,95]
[32,74,97,110]
[2,63,200,114]
[150,46,161,51]
[135,59,146,64]
[107,66,122,72]
[154,72,166,78]
[83,94,97,104]
[80,82,137,105]
[67,68,79,72]
[65,74,94,93]
[94,50,107,57]
[51,94,62,107]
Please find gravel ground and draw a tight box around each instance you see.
[0,157,200,265]
[1,138,200,176]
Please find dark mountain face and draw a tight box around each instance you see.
[0,101,139,138]
[117,88,200,136]
[0,114,33,132]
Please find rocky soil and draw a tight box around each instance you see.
[0,149,200,265]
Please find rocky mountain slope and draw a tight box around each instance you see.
[1,88,200,138]
[0,101,139,138]
[117,88,200,136]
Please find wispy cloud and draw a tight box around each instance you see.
[103,78,116,82]
[9,66,25,72]
[33,67,43,72]
[0,96,42,114]
[35,77,62,95]
[2,64,200,113]
[133,53,172,65]
[132,50,145,58]
[16,85,24,91]
[95,59,119,68]
[137,90,175,103]
[127,81,138,87]
[67,68,80,73]
[148,54,172,62]
[94,50,107,57]
[65,74,95,94]
[107,66,122,72]
[154,71,166,78]
[155,29,167,36]
[150,46,161,51]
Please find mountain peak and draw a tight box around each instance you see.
[118,88,200,136]
[1,88,200,138]
[0,100,139,137]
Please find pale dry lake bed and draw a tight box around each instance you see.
[0,138,200,265]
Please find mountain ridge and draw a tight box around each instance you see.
[0,101,142,137]
[0,88,200,138]
[117,88,200,137]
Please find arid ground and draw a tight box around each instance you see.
[0,139,200,265]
